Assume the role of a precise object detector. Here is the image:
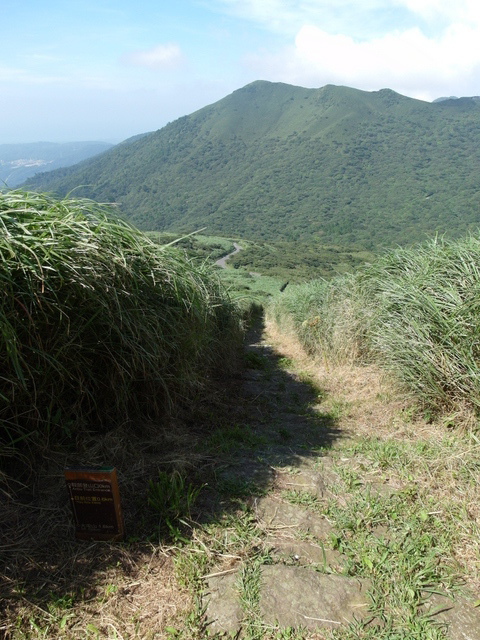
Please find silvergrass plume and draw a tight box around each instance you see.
[0,190,242,467]
[269,234,480,415]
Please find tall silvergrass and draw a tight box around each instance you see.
[0,190,241,466]
[268,275,368,363]
[268,235,480,414]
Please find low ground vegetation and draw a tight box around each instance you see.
[147,231,236,263]
[146,232,373,308]
[2,291,479,639]
[228,240,372,282]
[147,232,372,283]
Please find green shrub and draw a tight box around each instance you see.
[269,235,480,414]
[0,190,242,466]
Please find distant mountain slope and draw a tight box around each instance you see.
[25,81,480,248]
[0,141,113,187]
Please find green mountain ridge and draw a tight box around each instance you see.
[24,81,480,248]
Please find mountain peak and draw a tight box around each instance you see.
[24,81,480,250]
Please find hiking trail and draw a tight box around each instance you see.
[201,316,480,639]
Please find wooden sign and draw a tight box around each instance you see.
[64,467,124,541]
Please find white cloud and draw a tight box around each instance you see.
[214,0,480,41]
[216,0,440,37]
[242,5,480,100]
[211,0,388,35]
[299,21,480,86]
[394,0,476,23]
[123,44,184,70]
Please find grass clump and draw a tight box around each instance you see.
[148,469,203,541]
[0,190,242,471]
[269,234,480,416]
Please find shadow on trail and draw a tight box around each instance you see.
[196,313,346,522]
[0,312,343,628]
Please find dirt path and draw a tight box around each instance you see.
[201,317,480,639]
[215,242,243,268]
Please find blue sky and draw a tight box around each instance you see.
[2,0,480,143]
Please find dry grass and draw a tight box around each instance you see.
[265,319,480,593]
[265,319,411,439]
[0,415,211,639]
[2,547,189,639]
[61,551,188,640]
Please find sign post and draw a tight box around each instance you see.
[65,467,124,541]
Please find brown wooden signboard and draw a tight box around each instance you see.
[64,467,124,541]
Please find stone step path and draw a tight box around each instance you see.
[202,321,480,639]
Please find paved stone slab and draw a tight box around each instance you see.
[265,536,345,570]
[275,465,339,499]
[259,565,371,630]
[253,495,333,539]
[204,572,243,635]
[422,593,480,640]
[218,458,274,490]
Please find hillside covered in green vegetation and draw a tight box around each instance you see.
[148,231,373,285]
[26,81,480,249]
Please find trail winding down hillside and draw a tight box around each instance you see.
[215,242,243,269]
